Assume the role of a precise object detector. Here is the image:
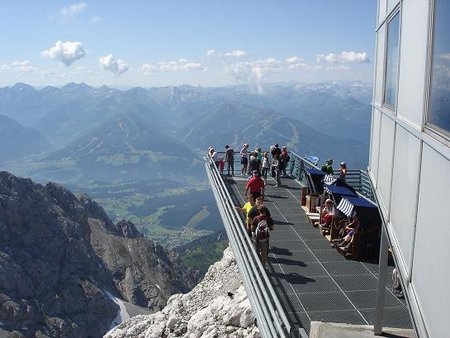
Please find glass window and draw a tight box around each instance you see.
[428,0,450,135]
[384,13,400,109]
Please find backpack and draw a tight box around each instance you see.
[256,219,269,241]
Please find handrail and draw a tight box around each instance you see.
[205,155,304,337]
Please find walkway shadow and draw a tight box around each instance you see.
[269,246,292,256]
[267,266,314,335]
[270,271,316,285]
[273,220,293,226]
[271,257,306,267]
[266,194,288,199]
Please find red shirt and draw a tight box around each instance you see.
[245,176,264,194]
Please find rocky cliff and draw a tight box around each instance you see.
[106,246,260,338]
[0,171,196,337]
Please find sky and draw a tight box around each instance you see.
[0,0,377,88]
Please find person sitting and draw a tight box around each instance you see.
[334,212,360,252]
[318,198,335,228]
[245,170,265,199]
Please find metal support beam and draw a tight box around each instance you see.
[374,225,389,335]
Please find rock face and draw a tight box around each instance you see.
[106,246,260,338]
[0,171,196,337]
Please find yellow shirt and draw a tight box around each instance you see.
[243,202,254,225]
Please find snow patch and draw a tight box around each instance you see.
[105,290,130,329]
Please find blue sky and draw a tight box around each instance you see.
[0,0,377,87]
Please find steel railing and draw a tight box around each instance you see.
[212,150,374,201]
[205,156,308,338]
[288,151,375,202]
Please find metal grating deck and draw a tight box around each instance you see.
[224,174,412,335]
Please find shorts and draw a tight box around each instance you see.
[241,157,248,165]
[250,191,261,199]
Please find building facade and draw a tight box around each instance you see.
[369,1,450,337]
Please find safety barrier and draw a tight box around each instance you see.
[205,156,309,338]
[288,151,375,202]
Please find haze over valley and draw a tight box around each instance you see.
[0,81,371,249]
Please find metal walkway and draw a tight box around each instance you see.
[224,174,412,334]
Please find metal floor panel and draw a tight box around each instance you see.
[345,290,405,309]
[333,274,379,291]
[298,291,355,312]
[224,176,413,334]
[359,307,413,328]
[321,261,373,276]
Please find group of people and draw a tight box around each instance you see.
[320,159,348,181]
[315,198,360,254]
[208,143,291,187]
[235,193,274,268]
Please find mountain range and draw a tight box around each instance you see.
[0,81,372,248]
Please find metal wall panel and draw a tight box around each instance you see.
[377,114,396,218]
[412,144,450,338]
[390,126,420,275]
[397,0,429,128]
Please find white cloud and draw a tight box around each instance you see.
[0,60,38,73]
[42,41,86,66]
[59,2,87,23]
[142,59,204,74]
[206,49,218,57]
[317,53,338,63]
[224,49,247,58]
[317,51,369,64]
[206,49,247,58]
[285,56,304,64]
[285,56,306,70]
[99,54,129,74]
[231,58,282,85]
[141,63,158,75]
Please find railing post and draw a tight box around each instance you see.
[299,158,304,181]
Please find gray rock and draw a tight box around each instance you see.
[0,171,196,337]
[106,246,260,338]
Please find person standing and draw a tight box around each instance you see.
[240,143,249,176]
[261,152,270,181]
[339,162,347,181]
[225,145,235,176]
[321,159,334,175]
[280,145,289,176]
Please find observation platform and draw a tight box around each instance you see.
[225,174,412,334]
[205,151,414,337]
